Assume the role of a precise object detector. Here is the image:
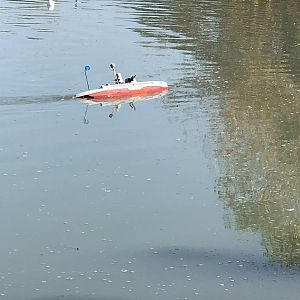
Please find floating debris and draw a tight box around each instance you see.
[286,208,295,212]
[121,269,129,273]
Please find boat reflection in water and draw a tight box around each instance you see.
[76,90,168,123]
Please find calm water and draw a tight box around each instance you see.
[0,0,299,299]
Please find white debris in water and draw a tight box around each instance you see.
[121,269,128,273]
[286,208,295,212]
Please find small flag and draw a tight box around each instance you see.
[84,65,91,71]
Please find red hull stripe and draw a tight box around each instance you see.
[79,86,169,101]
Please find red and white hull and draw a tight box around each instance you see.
[75,81,169,101]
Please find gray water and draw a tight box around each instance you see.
[0,0,299,299]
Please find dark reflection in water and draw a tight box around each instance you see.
[117,0,300,267]
[142,246,293,275]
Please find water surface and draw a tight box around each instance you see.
[0,0,299,299]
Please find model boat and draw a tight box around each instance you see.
[75,64,169,101]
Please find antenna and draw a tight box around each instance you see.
[84,65,91,90]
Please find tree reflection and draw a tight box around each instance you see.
[119,0,300,267]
